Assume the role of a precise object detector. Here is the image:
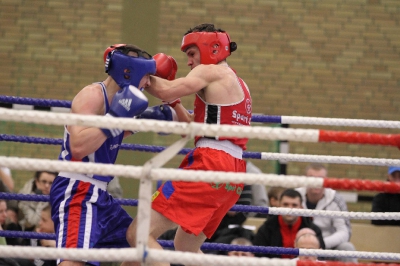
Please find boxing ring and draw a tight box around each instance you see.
[1,96,400,266]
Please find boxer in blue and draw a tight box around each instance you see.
[50,44,176,266]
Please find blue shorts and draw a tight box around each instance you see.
[50,176,133,265]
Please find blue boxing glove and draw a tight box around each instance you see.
[137,104,178,121]
[101,85,149,138]
[137,104,178,135]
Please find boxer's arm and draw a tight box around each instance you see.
[171,102,193,123]
[68,84,109,159]
[146,64,212,102]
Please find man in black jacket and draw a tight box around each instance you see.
[371,166,400,226]
[253,189,325,258]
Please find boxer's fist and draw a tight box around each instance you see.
[137,104,178,122]
[154,53,177,81]
[137,104,178,135]
[101,85,149,138]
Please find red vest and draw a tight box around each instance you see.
[193,75,252,150]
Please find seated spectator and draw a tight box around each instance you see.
[293,228,322,262]
[18,171,57,231]
[227,237,255,257]
[4,202,26,246]
[253,189,325,258]
[371,166,400,226]
[0,199,7,245]
[296,163,357,263]
[0,167,19,221]
[267,186,285,208]
[14,204,56,266]
[0,199,22,266]
[209,224,255,255]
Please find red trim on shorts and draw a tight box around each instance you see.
[66,181,91,247]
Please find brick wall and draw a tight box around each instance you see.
[1,0,399,197]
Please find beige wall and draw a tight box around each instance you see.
[1,0,399,211]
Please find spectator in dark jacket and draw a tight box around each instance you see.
[371,166,400,226]
[253,189,325,258]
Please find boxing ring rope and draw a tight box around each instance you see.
[1,192,399,221]
[2,155,400,193]
[3,134,400,166]
[1,108,400,264]
[1,230,400,263]
[2,95,400,128]
[1,108,400,148]
[4,245,382,266]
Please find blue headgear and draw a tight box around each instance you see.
[105,50,156,90]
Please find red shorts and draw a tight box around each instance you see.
[152,147,246,238]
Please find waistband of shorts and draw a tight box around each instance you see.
[196,138,243,159]
[59,172,108,190]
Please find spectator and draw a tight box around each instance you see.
[295,227,317,240]
[4,202,26,246]
[227,237,255,257]
[296,163,357,263]
[33,204,56,266]
[267,186,285,207]
[371,166,400,226]
[293,229,321,261]
[0,167,19,221]
[18,171,57,231]
[0,199,7,245]
[246,161,269,218]
[0,199,23,266]
[14,204,56,266]
[253,189,325,258]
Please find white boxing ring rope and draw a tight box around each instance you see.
[1,156,400,221]
[1,108,400,265]
[0,108,321,142]
[260,152,400,166]
[277,115,400,128]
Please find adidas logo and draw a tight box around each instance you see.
[119,98,132,111]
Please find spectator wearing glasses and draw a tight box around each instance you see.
[18,171,57,231]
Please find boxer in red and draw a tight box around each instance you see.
[126,23,252,266]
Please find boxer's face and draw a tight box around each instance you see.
[185,46,201,70]
[138,74,151,91]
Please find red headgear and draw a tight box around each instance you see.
[181,32,234,64]
[103,44,126,62]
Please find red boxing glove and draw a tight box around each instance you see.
[153,53,177,81]
[162,98,181,108]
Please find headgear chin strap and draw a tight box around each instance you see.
[181,32,236,64]
[105,50,156,89]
